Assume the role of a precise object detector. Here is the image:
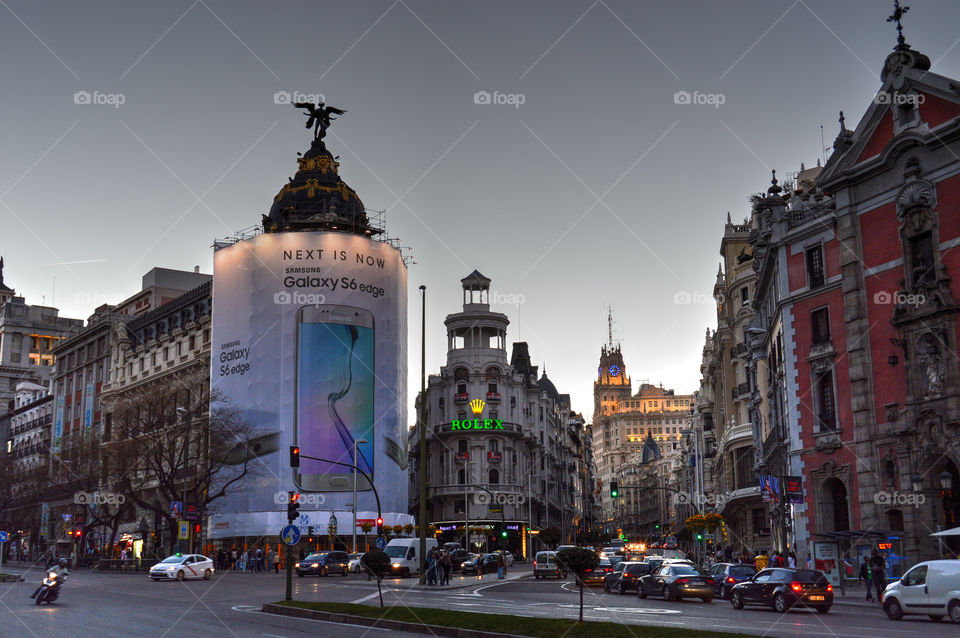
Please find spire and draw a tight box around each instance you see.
[607,305,614,348]
[839,110,847,132]
[767,169,782,196]
[887,0,910,49]
[0,256,12,294]
[726,211,731,223]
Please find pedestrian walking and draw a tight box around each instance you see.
[787,552,797,568]
[476,552,484,580]
[272,550,279,573]
[440,551,451,585]
[496,552,505,580]
[870,550,886,603]
[859,558,873,601]
[256,547,264,572]
[426,549,437,586]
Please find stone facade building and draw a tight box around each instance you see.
[410,271,583,556]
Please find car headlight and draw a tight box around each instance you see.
[392,563,401,568]
[311,563,319,568]
[294,563,300,568]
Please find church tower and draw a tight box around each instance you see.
[592,308,632,423]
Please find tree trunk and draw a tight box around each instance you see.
[579,581,584,622]
[377,577,383,607]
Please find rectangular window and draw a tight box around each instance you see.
[741,286,749,306]
[816,369,837,430]
[910,231,935,284]
[806,245,825,288]
[811,308,831,345]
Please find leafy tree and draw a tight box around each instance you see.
[539,527,561,548]
[403,523,414,537]
[360,522,373,550]
[391,524,404,537]
[360,549,391,607]
[557,547,600,622]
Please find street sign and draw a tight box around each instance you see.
[184,503,199,521]
[281,524,301,546]
[178,521,189,540]
[61,514,72,521]
[703,534,715,541]
[0,531,7,543]
[375,536,386,550]
[171,501,183,517]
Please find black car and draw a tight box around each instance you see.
[638,564,716,603]
[295,551,350,577]
[610,562,651,594]
[729,568,833,614]
[708,563,757,599]
[448,549,470,571]
[461,553,498,575]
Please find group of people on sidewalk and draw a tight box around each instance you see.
[858,549,888,603]
[424,548,454,586]
[215,547,279,573]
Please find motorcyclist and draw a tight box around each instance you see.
[31,558,69,598]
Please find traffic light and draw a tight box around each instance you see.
[287,492,301,522]
[696,533,703,542]
[610,480,619,498]
[289,446,300,468]
[376,516,384,536]
[654,522,660,529]
[501,530,508,538]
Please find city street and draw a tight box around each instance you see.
[0,565,956,638]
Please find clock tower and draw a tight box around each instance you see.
[593,343,632,422]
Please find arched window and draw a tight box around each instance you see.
[489,469,499,484]
[510,396,516,415]
[438,397,445,418]
[485,367,499,381]
[819,477,850,533]
[488,439,499,453]
[458,439,467,454]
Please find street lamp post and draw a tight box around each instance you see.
[176,407,191,553]
[352,438,368,554]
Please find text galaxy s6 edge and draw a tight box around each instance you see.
[295,305,374,492]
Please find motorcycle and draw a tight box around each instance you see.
[34,571,66,605]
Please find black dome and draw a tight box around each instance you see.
[263,139,379,236]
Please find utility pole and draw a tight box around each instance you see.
[418,285,427,584]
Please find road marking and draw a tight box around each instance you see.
[349,591,381,604]
[230,604,390,631]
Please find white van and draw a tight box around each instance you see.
[882,560,960,623]
[384,538,438,578]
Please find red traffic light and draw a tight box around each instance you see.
[376,517,383,526]
[291,492,301,503]
[290,446,300,468]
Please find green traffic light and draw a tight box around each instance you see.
[501,531,507,537]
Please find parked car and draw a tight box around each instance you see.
[639,563,716,603]
[533,551,567,579]
[708,563,757,599]
[882,560,960,623]
[729,568,832,614]
[610,561,651,594]
[583,557,614,585]
[295,551,350,577]
[149,554,214,581]
[461,553,498,575]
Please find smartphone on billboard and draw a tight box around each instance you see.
[295,304,374,492]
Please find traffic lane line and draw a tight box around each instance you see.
[231,604,391,631]
[349,591,381,604]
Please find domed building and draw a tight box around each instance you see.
[261,129,382,236]
[409,271,585,555]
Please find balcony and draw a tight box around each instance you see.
[487,451,502,462]
[486,392,501,402]
[453,393,469,403]
[731,383,750,400]
[455,452,470,462]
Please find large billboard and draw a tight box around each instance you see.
[209,232,409,538]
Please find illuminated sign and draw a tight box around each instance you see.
[877,542,892,550]
[450,418,504,431]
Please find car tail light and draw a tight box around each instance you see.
[675,578,689,584]
[533,561,537,566]
[826,584,833,592]
[706,578,716,585]
[726,576,736,584]
[790,581,803,593]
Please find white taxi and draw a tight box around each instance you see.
[149,554,215,581]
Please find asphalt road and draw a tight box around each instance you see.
[1,566,957,638]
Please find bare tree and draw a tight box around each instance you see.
[102,367,259,555]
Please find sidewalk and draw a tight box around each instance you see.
[832,580,888,608]
[381,568,527,590]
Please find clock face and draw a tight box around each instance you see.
[598,365,602,378]
[608,364,621,377]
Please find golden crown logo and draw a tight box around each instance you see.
[469,399,485,416]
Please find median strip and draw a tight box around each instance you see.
[265,601,756,637]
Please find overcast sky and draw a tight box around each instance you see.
[3,0,959,424]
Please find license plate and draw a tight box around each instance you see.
[808,595,825,601]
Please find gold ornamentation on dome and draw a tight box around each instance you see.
[297,155,339,174]
[273,179,361,203]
